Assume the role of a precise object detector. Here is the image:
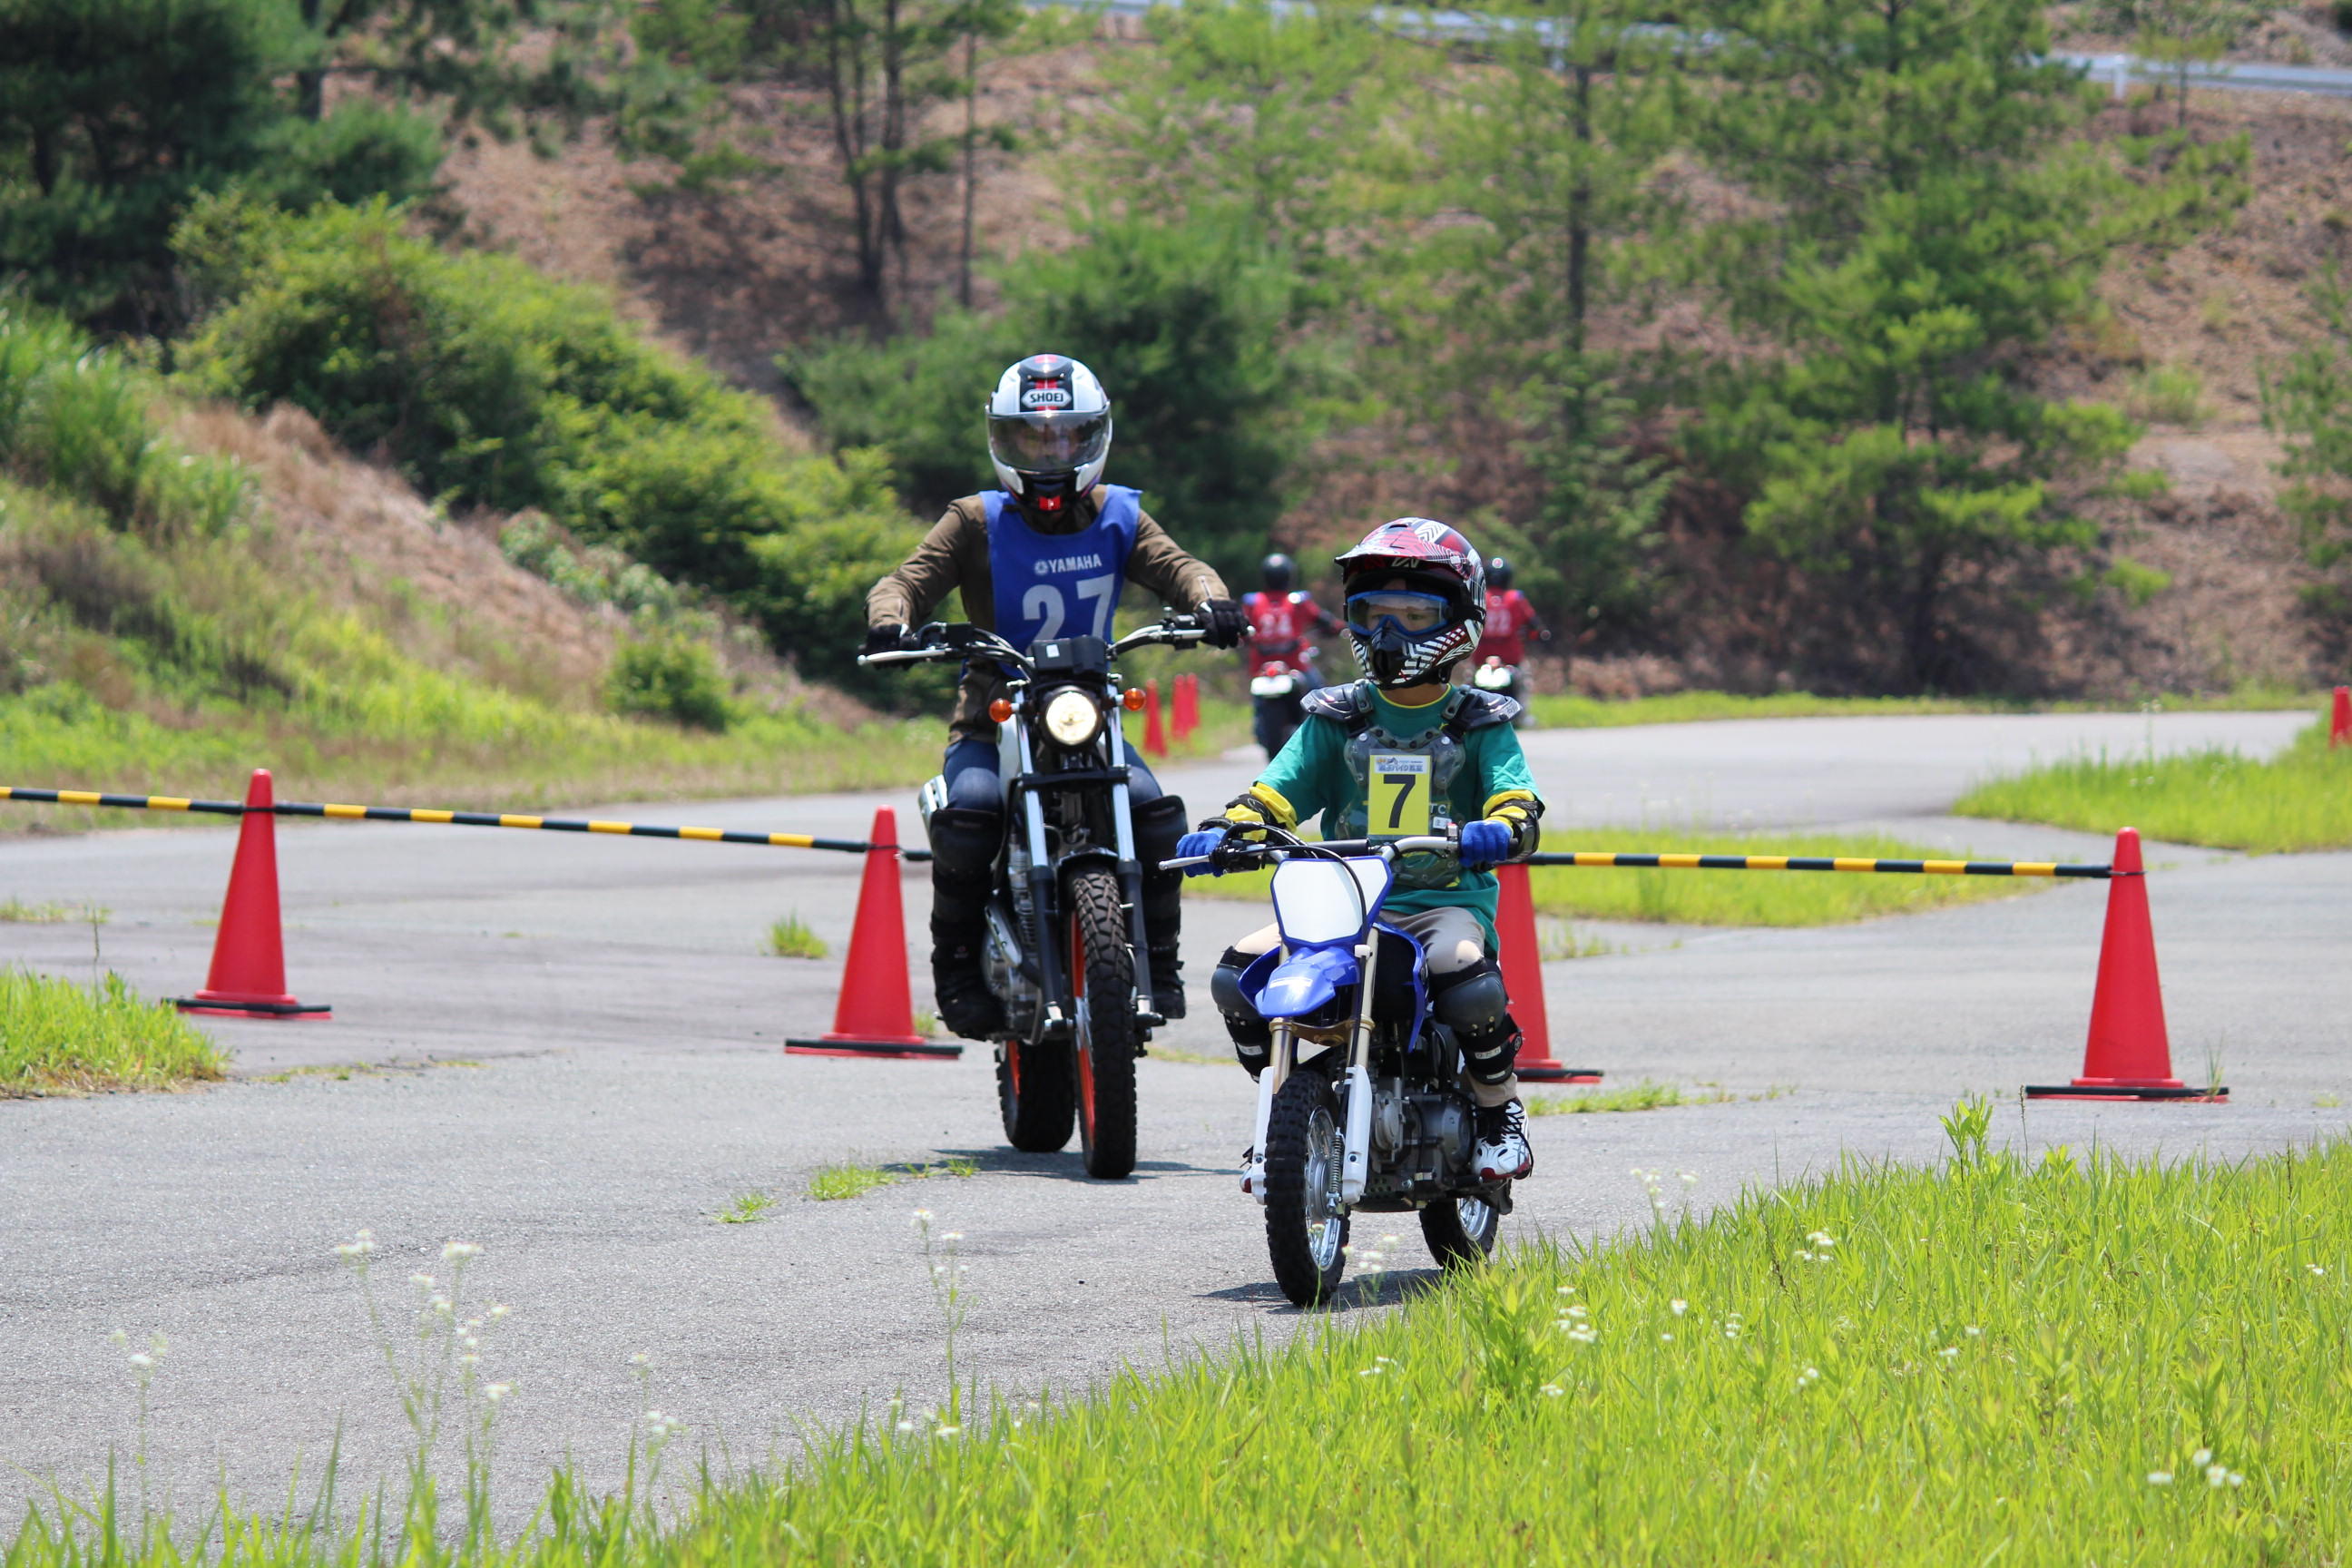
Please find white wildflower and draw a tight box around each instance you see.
[2206,1465,2228,1487]
[1670,1299,1688,1317]
[909,1209,934,1228]
[1563,1324,1598,1344]
[441,1241,482,1261]
[1964,1326,1983,1337]
[2147,1472,2171,1485]
[2191,1448,2212,1468]
[1540,1384,1564,1397]
[2309,1264,2327,1277]
[2228,1473,2244,1488]
[409,1273,436,1289]
[486,1383,513,1403]
[941,1231,964,1243]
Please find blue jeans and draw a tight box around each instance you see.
[943,737,1164,813]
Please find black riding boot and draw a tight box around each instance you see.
[1133,795,1190,1019]
[926,806,1005,1040]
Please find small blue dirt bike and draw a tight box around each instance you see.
[1166,825,1512,1306]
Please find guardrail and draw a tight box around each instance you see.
[1038,0,2352,101]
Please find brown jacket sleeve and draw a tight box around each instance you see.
[867,500,989,631]
[1128,506,1230,609]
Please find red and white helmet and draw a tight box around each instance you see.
[987,354,1112,501]
[1335,518,1487,687]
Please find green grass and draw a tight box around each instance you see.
[33,1122,2352,1564]
[766,914,828,960]
[1526,1078,1732,1114]
[0,897,104,924]
[806,1157,978,1201]
[1524,682,2320,730]
[1191,828,2047,927]
[1955,719,2352,853]
[0,969,228,1095]
[714,1191,778,1224]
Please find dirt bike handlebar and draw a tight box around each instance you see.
[1160,831,1456,873]
[857,613,1206,670]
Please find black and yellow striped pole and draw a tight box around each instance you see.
[1524,850,2112,878]
[0,787,933,860]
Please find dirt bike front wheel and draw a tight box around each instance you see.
[1263,1068,1349,1305]
[996,1036,1074,1153]
[1066,866,1138,1180]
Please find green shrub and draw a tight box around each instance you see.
[786,213,1303,576]
[0,306,250,535]
[174,201,926,691]
[604,633,732,730]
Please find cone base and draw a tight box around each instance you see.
[2024,1082,2226,1102]
[1517,1063,1604,1083]
[173,995,331,1019]
[785,1037,964,1061]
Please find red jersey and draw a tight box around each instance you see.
[1242,591,1341,667]
[1481,588,1540,664]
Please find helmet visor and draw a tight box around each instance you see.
[1346,590,1450,635]
[989,410,1111,477]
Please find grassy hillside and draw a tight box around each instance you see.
[0,308,940,826]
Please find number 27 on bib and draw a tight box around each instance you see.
[1367,751,1431,838]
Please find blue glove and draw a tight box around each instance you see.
[1458,819,1513,870]
[1174,828,1230,877]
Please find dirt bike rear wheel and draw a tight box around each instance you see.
[1067,867,1138,1180]
[996,1036,1074,1152]
[1419,1193,1502,1269]
[1263,1068,1349,1306]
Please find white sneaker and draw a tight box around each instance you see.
[1472,1100,1534,1181]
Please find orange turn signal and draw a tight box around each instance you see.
[988,699,1014,723]
[1121,688,1147,712]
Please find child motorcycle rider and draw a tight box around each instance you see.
[1174,519,1546,1181]
[1241,552,1345,684]
[865,354,1248,1041]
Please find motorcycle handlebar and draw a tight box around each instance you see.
[1157,834,1456,873]
[856,614,1205,670]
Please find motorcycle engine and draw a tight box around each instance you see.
[983,901,1044,1040]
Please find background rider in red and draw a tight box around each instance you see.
[1479,556,1550,666]
[1242,554,1345,683]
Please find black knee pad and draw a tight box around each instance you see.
[926,805,1002,887]
[1431,961,1509,1034]
[1210,946,1272,1046]
[1132,792,1187,863]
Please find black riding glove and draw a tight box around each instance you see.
[1199,599,1248,649]
[862,622,911,657]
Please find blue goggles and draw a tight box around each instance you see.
[1346,590,1451,636]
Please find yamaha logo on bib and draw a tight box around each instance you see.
[985,487,1142,651]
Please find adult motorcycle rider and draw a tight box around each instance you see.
[1175,518,1546,1182]
[1241,553,1345,685]
[865,353,1247,1041]
[1481,556,1551,668]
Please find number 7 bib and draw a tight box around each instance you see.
[1367,751,1431,838]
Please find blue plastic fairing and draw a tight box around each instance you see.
[1245,946,1361,1020]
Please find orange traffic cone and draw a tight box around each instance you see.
[1172,673,1199,740]
[1494,860,1602,1083]
[786,807,961,1060]
[2331,686,2349,749]
[173,769,330,1019]
[1142,678,1169,757]
[2026,828,2220,1101]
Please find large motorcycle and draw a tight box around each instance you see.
[1248,652,1317,758]
[863,613,1205,1180]
[1167,825,1514,1305]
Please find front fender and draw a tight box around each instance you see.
[1245,944,1361,1019]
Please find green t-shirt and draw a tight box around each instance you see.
[1250,682,1542,943]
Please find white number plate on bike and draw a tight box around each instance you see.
[1367,751,1431,838]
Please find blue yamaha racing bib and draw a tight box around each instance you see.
[984,486,1141,651]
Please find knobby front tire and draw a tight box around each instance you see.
[1263,1068,1349,1306]
[996,1036,1074,1153]
[1067,866,1138,1181]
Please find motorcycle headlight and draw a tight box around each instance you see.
[1042,687,1104,747]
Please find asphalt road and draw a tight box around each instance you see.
[3,707,2345,1525]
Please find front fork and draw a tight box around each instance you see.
[1245,933,1382,1208]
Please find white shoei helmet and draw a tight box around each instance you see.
[987,354,1112,500]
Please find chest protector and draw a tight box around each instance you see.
[1303,682,1521,891]
[985,487,1141,651]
